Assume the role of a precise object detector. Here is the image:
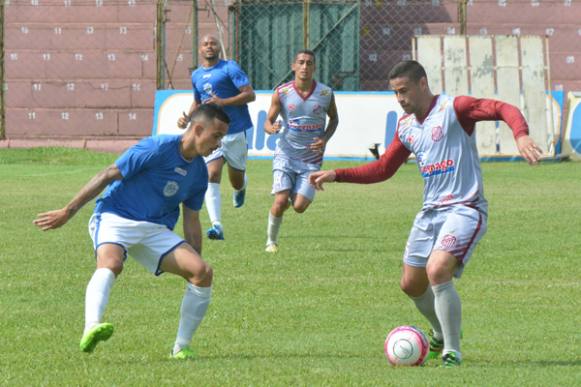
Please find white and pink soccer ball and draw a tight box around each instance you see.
[384,325,429,366]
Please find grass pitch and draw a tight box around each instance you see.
[1,148,580,386]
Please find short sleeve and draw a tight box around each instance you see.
[191,71,202,103]
[226,61,251,89]
[115,137,159,179]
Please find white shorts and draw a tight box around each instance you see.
[88,212,185,276]
[403,205,487,278]
[271,156,320,201]
[204,130,249,171]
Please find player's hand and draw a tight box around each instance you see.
[266,120,282,135]
[177,112,190,129]
[33,208,70,231]
[310,137,326,154]
[309,170,336,191]
[204,93,224,107]
[516,135,543,165]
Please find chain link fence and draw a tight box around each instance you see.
[1,0,580,140]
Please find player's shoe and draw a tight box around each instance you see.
[441,351,461,367]
[427,330,444,360]
[79,322,114,353]
[207,224,224,240]
[265,243,279,253]
[233,186,246,208]
[170,346,196,360]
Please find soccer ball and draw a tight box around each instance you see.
[384,325,429,366]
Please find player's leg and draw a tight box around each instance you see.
[266,190,291,253]
[290,170,315,214]
[82,214,129,353]
[428,206,487,367]
[160,243,213,360]
[400,211,444,359]
[223,131,249,208]
[205,157,225,240]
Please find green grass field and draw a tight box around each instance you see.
[1,148,580,386]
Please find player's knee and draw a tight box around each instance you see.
[98,258,123,277]
[293,204,307,214]
[192,262,213,287]
[272,200,289,215]
[426,262,452,284]
[399,276,427,297]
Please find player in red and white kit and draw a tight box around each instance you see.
[309,60,542,367]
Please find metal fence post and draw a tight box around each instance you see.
[303,0,310,49]
[156,1,165,90]
[0,2,5,139]
[458,0,468,35]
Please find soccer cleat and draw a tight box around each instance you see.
[79,322,114,353]
[441,352,461,368]
[265,243,279,253]
[207,224,224,240]
[170,347,196,360]
[233,187,246,208]
[427,330,444,360]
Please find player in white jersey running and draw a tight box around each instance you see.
[34,104,230,360]
[263,50,339,253]
[310,60,542,367]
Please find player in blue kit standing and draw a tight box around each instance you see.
[263,50,339,253]
[34,104,230,360]
[178,35,255,241]
[310,60,543,367]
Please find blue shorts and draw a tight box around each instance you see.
[403,205,487,278]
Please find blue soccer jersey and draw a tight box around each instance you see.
[191,60,253,134]
[94,135,208,230]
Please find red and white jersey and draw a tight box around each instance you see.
[335,94,529,215]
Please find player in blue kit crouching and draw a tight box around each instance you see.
[34,104,230,360]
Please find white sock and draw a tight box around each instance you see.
[173,283,212,354]
[432,281,462,357]
[205,182,221,226]
[266,212,282,245]
[410,286,443,341]
[234,174,248,193]
[84,268,115,334]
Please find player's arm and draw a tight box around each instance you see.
[454,96,542,164]
[178,97,201,129]
[33,164,123,231]
[182,205,202,255]
[310,93,339,152]
[205,85,256,107]
[264,91,283,134]
[309,134,411,190]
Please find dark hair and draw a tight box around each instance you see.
[388,60,427,83]
[295,49,316,63]
[191,103,230,125]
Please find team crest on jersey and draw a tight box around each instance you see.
[440,234,457,249]
[288,103,296,112]
[163,181,179,197]
[431,126,443,142]
[320,89,331,96]
[312,104,322,114]
[203,83,213,94]
[406,135,415,144]
[279,85,292,95]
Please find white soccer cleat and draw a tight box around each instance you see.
[265,243,279,254]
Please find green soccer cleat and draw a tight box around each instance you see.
[170,347,196,360]
[428,330,444,360]
[79,322,114,353]
[441,351,461,368]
